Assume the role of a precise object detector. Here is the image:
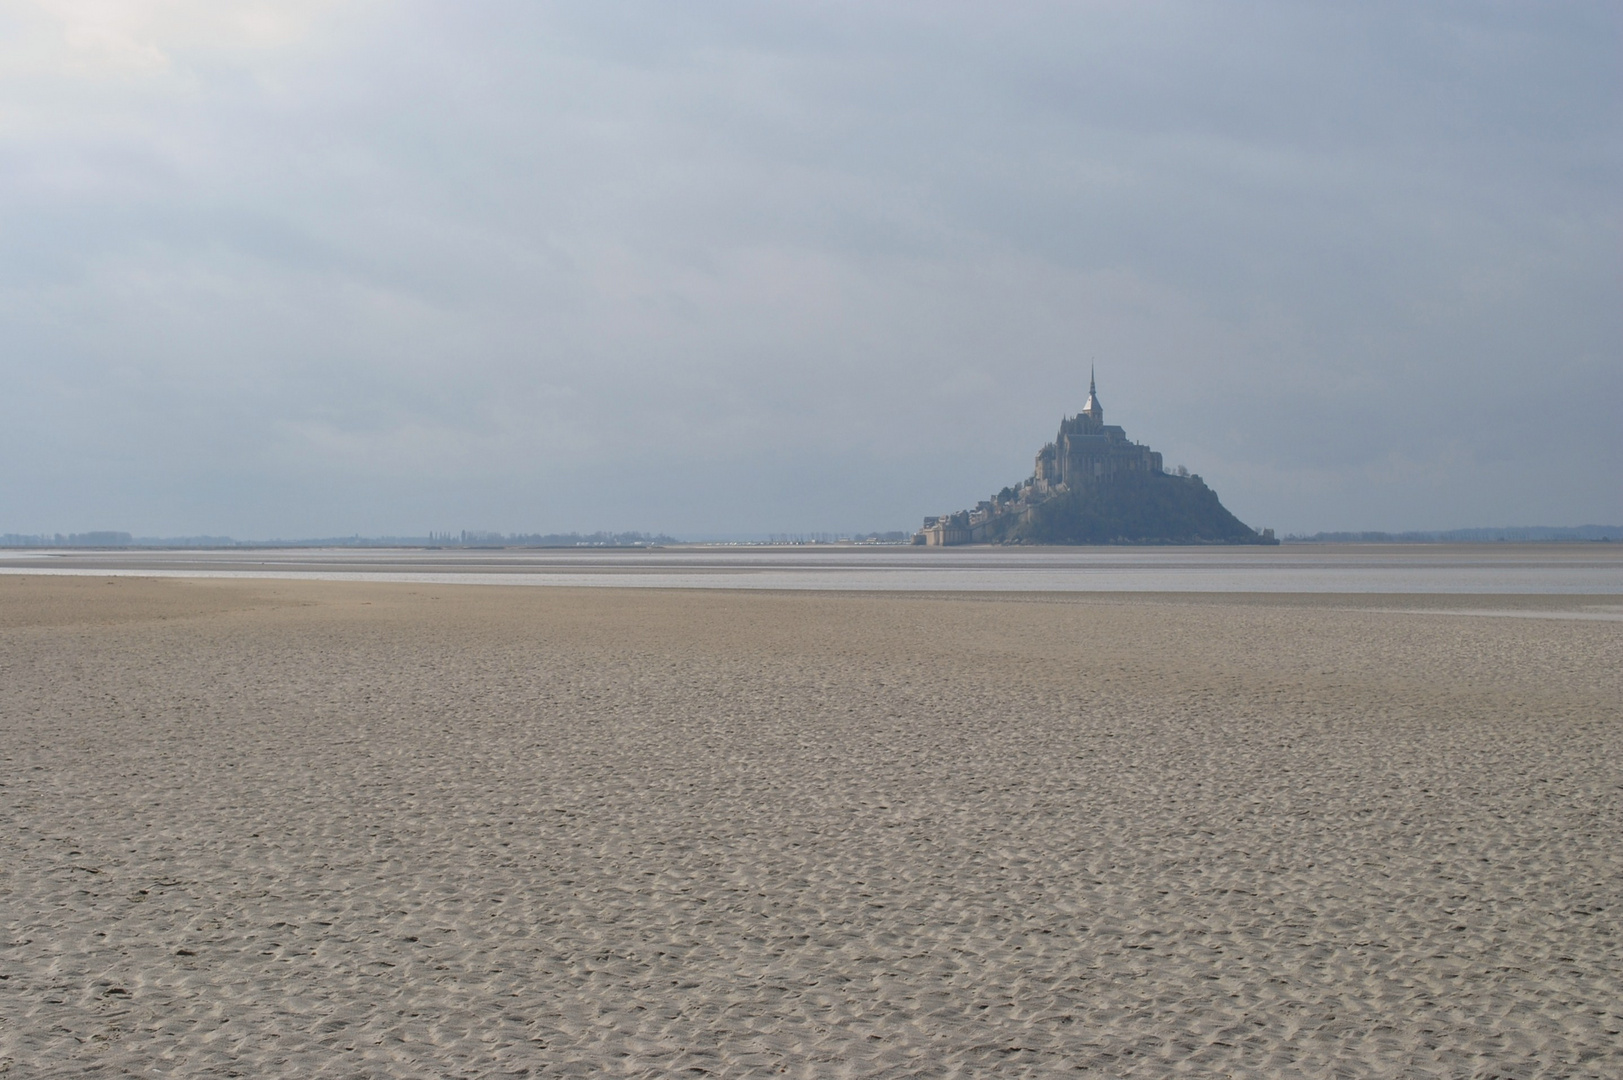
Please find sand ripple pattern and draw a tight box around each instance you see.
[2,579,1621,1077]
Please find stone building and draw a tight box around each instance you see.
[1032,371,1161,495]
[916,371,1167,546]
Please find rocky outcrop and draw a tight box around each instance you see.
[1000,470,1273,545]
[916,374,1275,546]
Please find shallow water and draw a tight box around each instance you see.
[3,543,1622,593]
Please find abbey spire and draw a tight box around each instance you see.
[1081,365,1103,421]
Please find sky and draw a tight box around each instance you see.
[1,0,1618,538]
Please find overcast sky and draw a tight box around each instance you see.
[1,1,1618,538]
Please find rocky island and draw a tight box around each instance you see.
[916,373,1275,545]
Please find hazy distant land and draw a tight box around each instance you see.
[2,524,1620,549]
[0,530,686,549]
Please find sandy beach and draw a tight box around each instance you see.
[2,575,1619,1077]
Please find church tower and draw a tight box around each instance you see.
[1080,367,1103,423]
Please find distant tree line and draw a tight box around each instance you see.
[764,532,912,544]
[428,530,679,547]
[1285,526,1622,543]
[2,531,134,547]
[0,530,680,548]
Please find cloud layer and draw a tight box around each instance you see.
[2,1,1618,536]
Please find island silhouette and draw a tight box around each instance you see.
[917,371,1275,545]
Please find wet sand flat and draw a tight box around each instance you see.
[2,576,1620,1077]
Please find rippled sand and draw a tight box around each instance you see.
[3,576,1620,1077]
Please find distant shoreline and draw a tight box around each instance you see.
[2,531,1620,552]
[4,544,1622,594]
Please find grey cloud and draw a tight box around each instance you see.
[0,0,1617,537]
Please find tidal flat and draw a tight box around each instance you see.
[2,576,1619,1077]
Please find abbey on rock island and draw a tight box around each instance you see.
[915,371,1276,546]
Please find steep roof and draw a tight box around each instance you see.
[1081,366,1102,418]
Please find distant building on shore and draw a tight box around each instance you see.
[917,371,1273,546]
